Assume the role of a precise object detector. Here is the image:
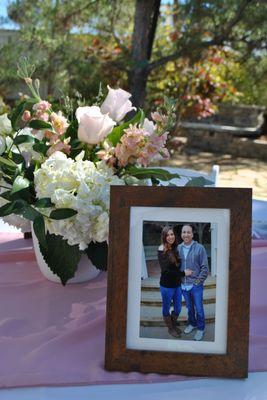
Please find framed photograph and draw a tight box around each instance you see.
[105,186,252,378]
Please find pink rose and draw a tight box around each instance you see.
[100,86,136,122]
[76,106,116,145]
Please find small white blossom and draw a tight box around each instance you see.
[0,114,12,135]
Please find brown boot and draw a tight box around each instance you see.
[163,315,180,338]
[171,312,182,335]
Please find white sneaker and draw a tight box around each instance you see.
[184,324,196,334]
[194,330,204,341]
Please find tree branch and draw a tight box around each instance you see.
[211,0,255,45]
[60,0,98,28]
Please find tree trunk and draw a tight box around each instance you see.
[128,0,161,108]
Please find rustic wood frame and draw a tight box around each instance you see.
[105,186,252,378]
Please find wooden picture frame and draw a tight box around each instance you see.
[105,186,252,378]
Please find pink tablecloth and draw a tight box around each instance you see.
[0,234,266,388]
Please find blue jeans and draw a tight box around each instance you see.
[182,284,205,331]
[160,286,182,317]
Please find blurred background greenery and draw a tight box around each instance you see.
[0,0,266,117]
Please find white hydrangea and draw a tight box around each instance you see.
[34,151,124,250]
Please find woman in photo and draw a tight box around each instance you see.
[178,224,209,341]
[158,226,192,338]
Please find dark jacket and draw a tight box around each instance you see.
[158,250,185,288]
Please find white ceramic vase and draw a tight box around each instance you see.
[31,228,100,284]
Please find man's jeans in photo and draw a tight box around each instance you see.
[160,286,182,317]
[182,284,205,331]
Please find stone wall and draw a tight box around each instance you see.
[183,129,267,161]
[187,104,265,128]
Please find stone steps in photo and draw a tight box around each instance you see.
[141,287,216,307]
[141,275,216,291]
[140,302,216,327]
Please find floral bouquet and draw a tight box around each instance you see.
[0,60,180,284]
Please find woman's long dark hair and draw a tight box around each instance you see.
[161,226,179,265]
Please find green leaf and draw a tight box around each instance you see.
[185,177,213,187]
[85,241,108,271]
[10,187,31,202]
[10,99,36,130]
[11,152,25,164]
[20,205,41,221]
[107,109,143,146]
[0,202,16,217]
[0,199,26,217]
[29,120,52,130]
[13,134,36,145]
[124,166,180,181]
[11,175,30,194]
[0,156,17,169]
[39,233,81,285]
[11,100,27,130]
[0,190,11,201]
[65,119,78,140]
[35,198,53,208]
[70,139,83,150]
[33,215,47,249]
[49,208,77,220]
[32,141,50,156]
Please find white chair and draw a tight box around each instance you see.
[252,199,267,239]
[155,164,220,187]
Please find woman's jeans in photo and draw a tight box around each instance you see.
[160,285,182,317]
[182,284,205,331]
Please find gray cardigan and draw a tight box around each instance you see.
[177,241,209,285]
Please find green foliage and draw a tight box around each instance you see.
[107,109,144,146]
[123,166,180,182]
[28,120,52,130]
[1,0,266,107]
[185,177,213,187]
[39,233,82,285]
[33,215,47,249]
[49,208,78,220]
[85,241,108,271]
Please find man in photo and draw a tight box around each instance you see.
[178,224,209,341]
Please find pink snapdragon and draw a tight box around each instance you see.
[35,110,49,122]
[96,142,117,167]
[50,111,69,135]
[33,100,51,112]
[151,111,168,125]
[114,123,169,167]
[46,139,71,157]
[21,110,31,122]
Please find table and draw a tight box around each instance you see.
[0,231,266,399]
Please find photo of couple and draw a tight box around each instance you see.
[140,222,216,343]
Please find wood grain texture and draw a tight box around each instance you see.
[105,186,252,378]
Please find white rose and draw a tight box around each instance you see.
[76,106,116,145]
[0,135,6,154]
[0,114,12,135]
[100,86,136,122]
